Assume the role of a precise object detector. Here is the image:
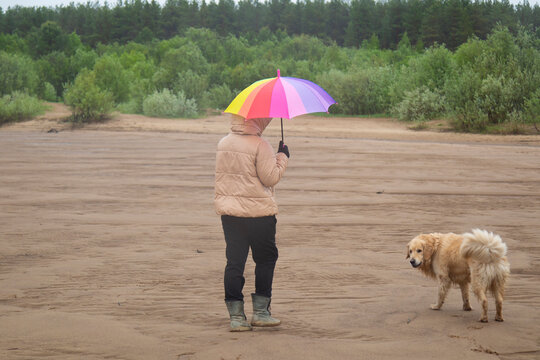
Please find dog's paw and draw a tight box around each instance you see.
[495,316,504,322]
[479,317,488,323]
[430,304,442,310]
[463,304,472,311]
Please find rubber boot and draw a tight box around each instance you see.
[225,301,252,332]
[251,293,281,327]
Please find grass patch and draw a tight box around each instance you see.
[484,122,528,135]
[407,121,429,131]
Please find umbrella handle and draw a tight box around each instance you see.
[281,118,284,143]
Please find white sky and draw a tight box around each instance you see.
[1,0,538,8]
[0,0,166,8]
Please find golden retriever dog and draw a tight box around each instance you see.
[406,229,510,322]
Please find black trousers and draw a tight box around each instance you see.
[221,215,278,302]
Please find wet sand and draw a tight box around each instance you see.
[1,106,539,359]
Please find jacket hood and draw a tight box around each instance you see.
[230,115,272,136]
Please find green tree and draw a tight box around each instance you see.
[326,0,349,45]
[345,0,376,48]
[0,0,535,51]
[64,68,114,122]
[421,0,443,47]
[92,55,131,104]
[174,69,209,101]
[37,51,71,98]
[441,0,471,51]
[135,27,155,43]
[316,66,392,115]
[322,44,351,71]
[65,32,83,56]
[414,44,455,90]
[184,27,224,64]
[454,36,487,68]
[222,34,252,67]
[69,47,98,75]
[476,74,519,124]
[200,83,233,109]
[0,52,39,96]
[160,42,208,75]
[278,34,326,62]
[402,0,424,47]
[34,21,69,57]
[0,33,28,54]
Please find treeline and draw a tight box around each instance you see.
[1,0,539,50]
[1,0,539,131]
[1,22,539,131]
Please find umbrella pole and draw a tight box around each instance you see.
[281,118,284,143]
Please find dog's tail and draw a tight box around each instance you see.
[460,229,507,264]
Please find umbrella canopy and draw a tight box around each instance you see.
[224,69,336,120]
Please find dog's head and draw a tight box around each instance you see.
[406,234,437,269]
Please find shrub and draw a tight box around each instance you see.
[227,60,276,92]
[142,89,198,118]
[174,70,209,102]
[116,99,141,114]
[63,69,114,122]
[454,36,487,68]
[491,110,526,134]
[483,26,520,74]
[523,89,540,132]
[316,67,392,115]
[160,43,209,76]
[475,74,519,124]
[40,82,57,102]
[0,52,39,96]
[142,88,178,117]
[200,84,233,110]
[278,35,327,62]
[443,67,485,131]
[0,91,46,125]
[451,104,489,132]
[392,86,446,122]
[222,34,253,67]
[184,27,225,64]
[321,45,351,71]
[122,78,154,114]
[152,67,172,90]
[406,45,455,91]
[69,48,98,75]
[37,51,71,98]
[93,55,130,104]
[389,45,455,107]
[176,91,198,118]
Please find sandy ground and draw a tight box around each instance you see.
[1,104,539,359]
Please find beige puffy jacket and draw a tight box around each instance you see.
[215,116,289,217]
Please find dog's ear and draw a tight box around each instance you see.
[406,244,410,259]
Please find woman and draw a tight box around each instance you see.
[215,115,290,331]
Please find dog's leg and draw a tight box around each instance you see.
[431,276,451,310]
[460,282,472,311]
[473,287,489,322]
[495,289,504,322]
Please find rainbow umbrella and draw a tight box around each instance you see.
[224,69,336,142]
